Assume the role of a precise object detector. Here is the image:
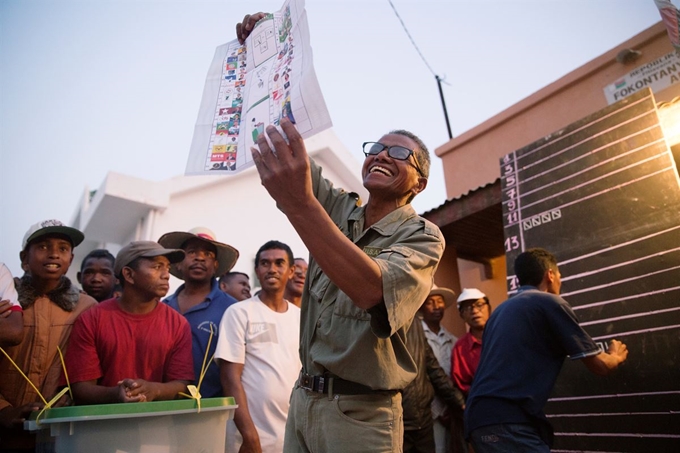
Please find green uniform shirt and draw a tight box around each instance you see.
[300,159,445,390]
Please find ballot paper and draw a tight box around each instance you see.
[185,0,332,175]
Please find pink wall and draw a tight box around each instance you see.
[437,22,680,199]
[439,256,508,338]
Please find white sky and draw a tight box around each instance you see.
[0,0,662,275]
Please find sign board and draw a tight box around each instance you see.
[501,88,680,451]
[603,51,680,104]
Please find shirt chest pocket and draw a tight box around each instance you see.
[332,290,370,321]
[309,265,370,322]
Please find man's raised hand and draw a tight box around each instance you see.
[251,118,313,215]
[236,12,267,45]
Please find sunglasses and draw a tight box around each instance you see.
[362,142,424,177]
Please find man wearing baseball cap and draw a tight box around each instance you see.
[64,241,194,404]
[159,227,239,398]
[0,220,96,451]
[451,288,491,396]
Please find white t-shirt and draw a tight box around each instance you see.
[215,295,301,453]
[0,263,20,309]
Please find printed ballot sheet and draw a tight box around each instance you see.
[185,0,332,175]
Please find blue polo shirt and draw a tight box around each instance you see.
[164,279,237,398]
[464,286,601,444]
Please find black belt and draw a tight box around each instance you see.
[297,372,381,396]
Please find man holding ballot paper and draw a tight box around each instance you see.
[239,11,445,453]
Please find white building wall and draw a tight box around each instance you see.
[68,130,368,293]
[153,165,309,288]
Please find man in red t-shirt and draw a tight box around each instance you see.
[65,241,194,404]
[451,288,492,395]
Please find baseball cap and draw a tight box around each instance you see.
[158,227,239,280]
[456,288,488,309]
[114,241,185,277]
[22,219,84,251]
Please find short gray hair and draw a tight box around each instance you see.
[388,129,430,179]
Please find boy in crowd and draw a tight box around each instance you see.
[283,257,307,308]
[159,227,239,398]
[219,271,252,301]
[0,220,96,451]
[216,240,301,453]
[77,249,117,302]
[64,241,194,404]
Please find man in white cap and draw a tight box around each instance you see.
[451,288,491,453]
[64,241,194,404]
[159,227,240,398]
[451,288,491,396]
[418,286,459,453]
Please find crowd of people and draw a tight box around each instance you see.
[0,11,630,453]
[0,216,629,453]
[0,219,313,452]
[1,215,462,453]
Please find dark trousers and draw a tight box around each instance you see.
[469,423,550,453]
[450,411,468,453]
[404,423,436,453]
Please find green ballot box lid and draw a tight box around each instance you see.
[27,396,237,426]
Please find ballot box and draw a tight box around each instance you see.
[25,397,237,453]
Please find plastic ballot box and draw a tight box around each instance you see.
[25,397,237,453]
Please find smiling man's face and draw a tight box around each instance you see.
[255,249,294,295]
[361,133,425,202]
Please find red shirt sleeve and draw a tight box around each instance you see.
[164,315,194,382]
[63,308,104,384]
[451,339,469,393]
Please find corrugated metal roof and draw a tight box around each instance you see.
[422,178,505,262]
[421,179,501,218]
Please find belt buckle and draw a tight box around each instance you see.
[299,373,326,393]
[299,374,313,391]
